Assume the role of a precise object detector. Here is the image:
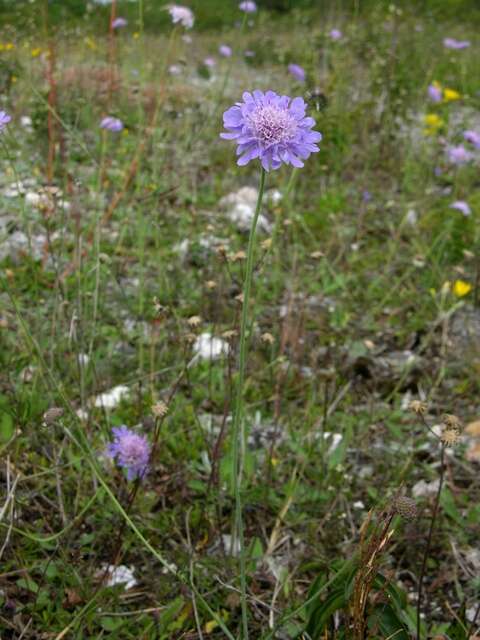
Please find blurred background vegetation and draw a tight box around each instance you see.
[1,0,480,33]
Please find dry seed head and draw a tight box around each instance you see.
[222,329,237,339]
[409,400,428,416]
[261,332,275,344]
[43,407,64,425]
[261,238,272,250]
[394,496,417,521]
[230,250,246,262]
[205,280,217,290]
[443,414,462,432]
[441,428,460,447]
[184,332,197,343]
[152,401,168,418]
[310,250,324,259]
[235,293,244,304]
[187,315,202,327]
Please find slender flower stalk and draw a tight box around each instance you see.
[231,168,266,639]
[221,90,320,637]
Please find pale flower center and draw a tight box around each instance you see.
[249,105,297,147]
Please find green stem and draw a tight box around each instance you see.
[231,168,266,640]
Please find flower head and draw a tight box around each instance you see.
[239,1,257,13]
[453,279,472,297]
[100,116,124,132]
[106,426,151,480]
[221,90,322,171]
[288,63,306,82]
[219,44,232,57]
[423,113,444,135]
[112,17,128,29]
[447,144,473,165]
[329,29,342,40]
[443,88,460,102]
[464,130,480,149]
[167,5,194,29]
[450,200,471,216]
[427,82,442,103]
[0,110,11,132]
[204,57,216,68]
[443,37,470,50]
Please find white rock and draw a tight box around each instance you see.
[101,564,137,590]
[412,478,440,498]
[93,384,130,409]
[192,333,229,361]
[222,534,241,557]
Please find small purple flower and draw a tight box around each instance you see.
[427,83,442,103]
[443,37,470,50]
[464,130,480,149]
[219,45,232,58]
[106,426,151,480]
[447,144,474,165]
[112,17,128,29]
[204,57,216,68]
[288,63,306,82]
[168,5,194,29]
[100,116,124,132]
[221,90,322,171]
[362,190,372,203]
[0,111,11,132]
[450,200,471,216]
[329,29,342,41]
[239,1,257,13]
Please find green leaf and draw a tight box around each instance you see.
[17,577,39,593]
[368,603,410,640]
[306,588,347,638]
[0,408,14,443]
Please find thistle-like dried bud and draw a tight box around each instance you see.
[409,400,428,416]
[152,401,168,418]
[43,407,64,425]
[441,429,460,447]
[187,315,202,327]
[394,497,417,521]
[442,414,462,432]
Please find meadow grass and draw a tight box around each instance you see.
[0,1,479,638]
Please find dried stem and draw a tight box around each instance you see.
[416,443,446,640]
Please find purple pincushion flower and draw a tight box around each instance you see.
[112,17,128,29]
[100,116,124,132]
[0,111,11,132]
[427,83,442,103]
[219,45,232,57]
[464,130,480,149]
[221,90,322,171]
[106,426,151,480]
[204,57,216,68]
[443,37,470,50]
[288,64,306,82]
[167,5,194,29]
[450,200,471,216]
[447,144,473,165]
[329,29,342,41]
[239,1,257,13]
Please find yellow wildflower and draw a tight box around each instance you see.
[84,37,97,51]
[423,113,444,136]
[453,279,472,297]
[31,47,41,58]
[133,32,140,39]
[5,43,14,51]
[443,88,461,102]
